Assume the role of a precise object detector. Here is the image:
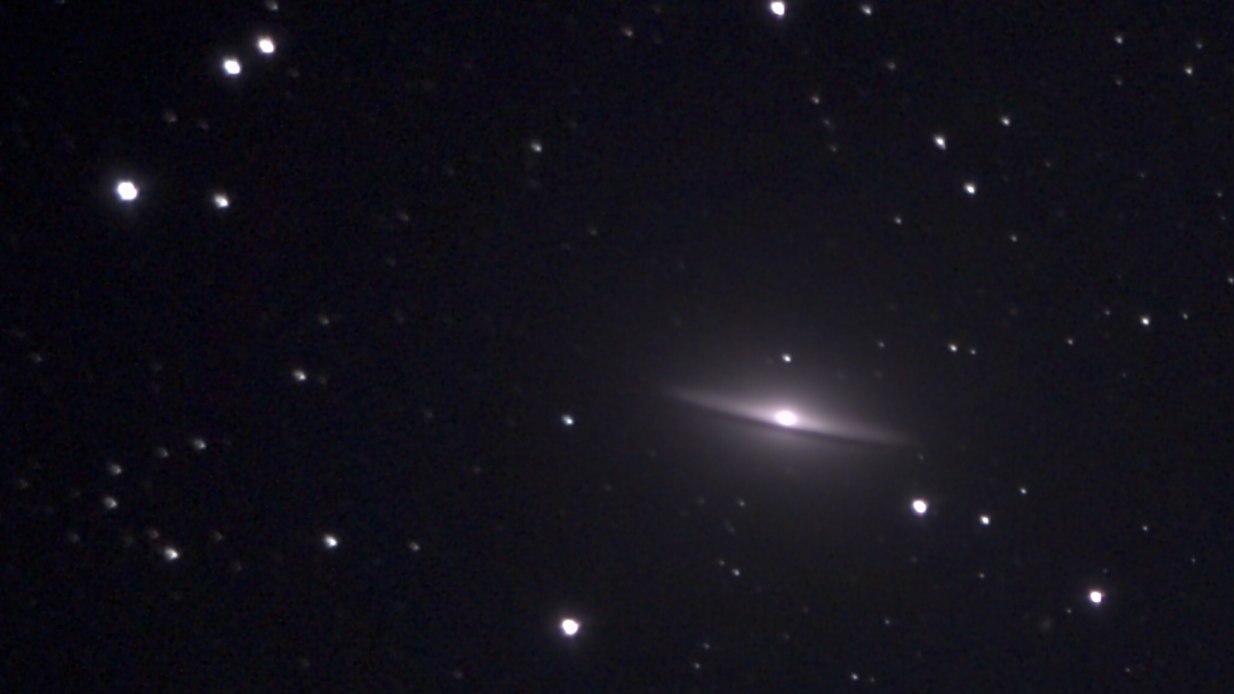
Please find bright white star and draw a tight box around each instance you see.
[774,410,798,427]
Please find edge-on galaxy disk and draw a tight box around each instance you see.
[668,387,911,448]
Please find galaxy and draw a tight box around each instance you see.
[668,386,911,448]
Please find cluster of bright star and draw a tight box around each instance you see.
[111,33,278,209]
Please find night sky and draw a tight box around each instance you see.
[6,1,1234,691]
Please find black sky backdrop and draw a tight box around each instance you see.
[5,0,1234,691]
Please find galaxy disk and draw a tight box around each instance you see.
[668,387,911,448]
